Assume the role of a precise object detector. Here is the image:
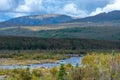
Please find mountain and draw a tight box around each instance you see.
[0,10,120,41]
[71,10,120,23]
[0,14,73,27]
[1,10,120,28]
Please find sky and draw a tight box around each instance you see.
[0,0,120,21]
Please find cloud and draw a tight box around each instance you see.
[60,3,88,18]
[90,0,120,16]
[11,1,89,18]
[5,0,44,18]
[0,0,14,11]
[16,0,44,12]
[0,0,118,21]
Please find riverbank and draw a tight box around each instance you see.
[0,57,81,69]
[0,50,85,66]
[0,58,57,66]
[0,49,118,66]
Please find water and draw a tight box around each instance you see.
[0,57,82,69]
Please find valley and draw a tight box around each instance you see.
[0,10,120,80]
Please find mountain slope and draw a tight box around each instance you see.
[0,26,120,41]
[0,14,73,27]
[71,10,120,23]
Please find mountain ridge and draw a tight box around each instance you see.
[1,10,120,27]
[0,14,73,27]
[70,10,120,23]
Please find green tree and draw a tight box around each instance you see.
[57,64,67,80]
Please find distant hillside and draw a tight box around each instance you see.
[71,10,120,23]
[0,26,120,41]
[0,14,73,27]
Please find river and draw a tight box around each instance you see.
[0,57,82,69]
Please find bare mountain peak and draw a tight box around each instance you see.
[0,14,73,27]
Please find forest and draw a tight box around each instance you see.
[0,36,119,50]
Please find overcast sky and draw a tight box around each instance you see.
[0,0,120,21]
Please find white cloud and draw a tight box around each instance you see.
[9,0,44,18]
[61,3,88,18]
[90,0,120,16]
[0,0,13,11]
[15,1,89,18]
[16,0,44,12]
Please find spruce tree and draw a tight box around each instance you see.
[57,64,67,80]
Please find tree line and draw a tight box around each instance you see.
[0,36,120,50]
